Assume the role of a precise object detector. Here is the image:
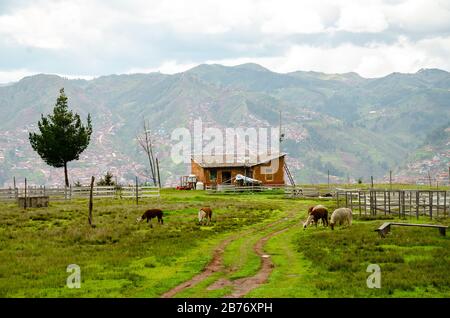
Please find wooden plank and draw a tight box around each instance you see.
[389,222,447,229]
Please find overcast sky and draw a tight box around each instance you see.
[1,0,450,83]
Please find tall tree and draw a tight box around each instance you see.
[137,120,158,186]
[29,88,92,187]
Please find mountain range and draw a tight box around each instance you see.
[0,63,449,187]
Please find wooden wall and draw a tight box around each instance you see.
[253,156,285,185]
[191,155,285,186]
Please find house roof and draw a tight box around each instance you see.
[191,153,286,168]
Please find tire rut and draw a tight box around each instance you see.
[160,218,287,298]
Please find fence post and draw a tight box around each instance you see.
[402,191,406,219]
[372,190,378,216]
[135,176,139,206]
[88,176,95,227]
[358,191,361,216]
[444,191,447,218]
[436,191,440,218]
[416,191,419,219]
[24,178,27,210]
[429,191,433,219]
[364,190,367,216]
[13,176,17,199]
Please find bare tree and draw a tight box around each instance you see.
[137,120,158,186]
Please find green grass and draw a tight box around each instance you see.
[0,191,282,297]
[0,188,449,298]
[248,217,450,297]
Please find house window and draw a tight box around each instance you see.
[209,170,217,181]
[265,168,274,181]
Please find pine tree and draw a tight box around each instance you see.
[97,172,115,186]
[29,88,92,187]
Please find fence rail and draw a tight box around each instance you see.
[204,184,335,196]
[284,186,334,198]
[206,184,286,194]
[0,185,160,202]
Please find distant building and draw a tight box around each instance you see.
[191,153,286,186]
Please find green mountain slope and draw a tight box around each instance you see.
[0,64,449,186]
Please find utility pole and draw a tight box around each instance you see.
[156,158,161,189]
[24,178,27,210]
[427,170,432,188]
[88,176,95,227]
[138,120,158,186]
[389,170,392,190]
[327,170,330,190]
[13,176,17,199]
[135,176,139,206]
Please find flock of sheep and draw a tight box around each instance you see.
[136,205,352,231]
[303,205,352,230]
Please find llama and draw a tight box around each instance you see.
[198,207,212,225]
[330,208,352,230]
[303,205,328,229]
[137,209,164,227]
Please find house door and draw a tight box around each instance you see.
[221,171,232,184]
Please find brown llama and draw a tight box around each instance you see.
[303,205,328,229]
[137,209,164,227]
[198,207,212,225]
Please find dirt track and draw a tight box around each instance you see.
[161,217,294,298]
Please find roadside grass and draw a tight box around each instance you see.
[176,198,324,297]
[1,188,449,298]
[249,215,450,297]
[0,191,283,297]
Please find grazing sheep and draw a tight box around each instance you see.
[198,207,212,225]
[137,209,164,227]
[303,205,328,229]
[330,208,352,230]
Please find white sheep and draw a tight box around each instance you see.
[330,208,353,230]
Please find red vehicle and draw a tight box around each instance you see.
[176,175,197,190]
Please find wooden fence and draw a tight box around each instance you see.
[0,185,160,202]
[205,184,334,197]
[206,184,286,194]
[284,186,334,198]
[336,189,449,219]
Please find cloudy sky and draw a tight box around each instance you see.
[1,0,450,83]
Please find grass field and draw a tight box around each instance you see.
[0,188,449,297]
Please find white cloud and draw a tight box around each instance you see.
[0,69,35,83]
[0,69,95,83]
[385,0,450,33]
[203,36,450,78]
[336,3,388,33]
[0,0,121,49]
[259,0,325,34]
[127,60,198,75]
[0,0,449,81]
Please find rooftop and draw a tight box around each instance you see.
[191,153,286,168]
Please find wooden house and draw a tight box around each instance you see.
[191,153,286,186]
